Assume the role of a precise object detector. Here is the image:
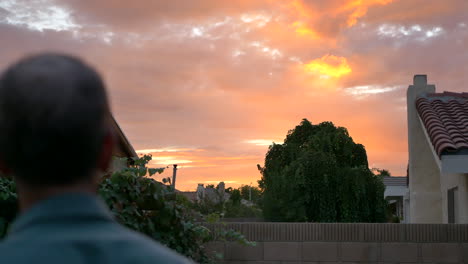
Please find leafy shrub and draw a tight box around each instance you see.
[193,186,263,219]
[99,155,214,262]
[224,202,262,218]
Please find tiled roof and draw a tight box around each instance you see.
[416,92,468,157]
[383,176,407,187]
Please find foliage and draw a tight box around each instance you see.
[193,195,225,216]
[372,168,391,177]
[238,185,262,206]
[100,155,253,262]
[0,176,16,238]
[224,201,262,218]
[258,119,387,222]
[194,184,263,219]
[224,186,262,218]
[99,155,215,262]
[0,156,253,263]
[229,189,241,206]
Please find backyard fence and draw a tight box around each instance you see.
[204,223,468,263]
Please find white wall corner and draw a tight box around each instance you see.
[407,74,443,223]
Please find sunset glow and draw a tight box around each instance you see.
[343,0,394,26]
[1,0,467,190]
[292,21,319,39]
[304,55,352,78]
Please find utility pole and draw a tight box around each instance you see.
[249,182,252,201]
[171,164,178,190]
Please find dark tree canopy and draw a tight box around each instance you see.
[258,119,387,222]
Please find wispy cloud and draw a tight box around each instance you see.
[377,24,444,41]
[187,180,238,184]
[244,139,282,146]
[137,147,204,154]
[0,0,81,32]
[344,85,404,97]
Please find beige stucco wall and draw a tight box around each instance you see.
[407,75,442,223]
[441,173,468,223]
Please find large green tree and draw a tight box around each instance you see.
[258,119,387,222]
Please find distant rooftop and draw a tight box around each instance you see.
[383,176,407,187]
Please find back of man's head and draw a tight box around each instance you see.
[0,53,110,186]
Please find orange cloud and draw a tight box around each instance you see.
[342,0,394,26]
[304,55,352,78]
[283,0,393,38]
[287,0,319,38]
[291,21,319,39]
[288,0,313,18]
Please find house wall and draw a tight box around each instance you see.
[441,173,468,223]
[404,191,410,223]
[385,186,407,222]
[384,185,407,197]
[407,75,442,223]
[110,156,128,172]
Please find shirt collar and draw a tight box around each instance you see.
[10,192,115,235]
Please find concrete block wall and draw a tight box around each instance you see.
[203,223,468,263]
[206,241,468,263]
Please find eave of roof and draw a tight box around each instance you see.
[110,115,138,158]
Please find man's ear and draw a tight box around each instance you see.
[97,129,115,173]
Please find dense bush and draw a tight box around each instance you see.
[259,119,387,222]
[0,155,251,263]
[194,185,263,219]
[227,185,262,207]
[223,202,262,218]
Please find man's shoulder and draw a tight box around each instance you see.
[116,227,193,263]
[0,224,193,264]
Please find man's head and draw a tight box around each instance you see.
[0,54,113,189]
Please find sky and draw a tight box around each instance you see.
[1,0,467,191]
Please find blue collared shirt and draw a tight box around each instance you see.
[0,193,193,263]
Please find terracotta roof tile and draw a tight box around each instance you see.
[416,92,468,157]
